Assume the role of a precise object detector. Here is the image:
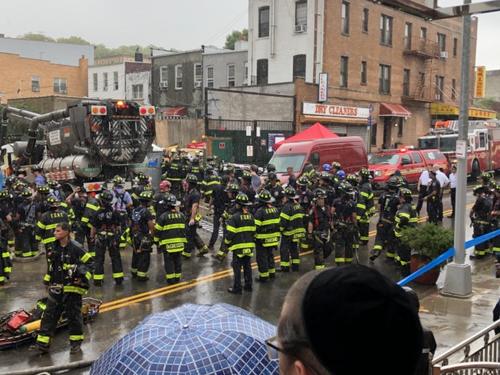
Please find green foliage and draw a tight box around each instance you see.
[400,223,454,259]
[224,29,248,50]
[20,33,55,42]
[56,36,91,45]
[474,97,500,119]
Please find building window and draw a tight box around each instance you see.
[403,69,410,96]
[362,8,369,33]
[404,23,412,50]
[420,27,427,40]
[293,54,306,78]
[295,0,307,32]
[379,64,391,94]
[92,73,98,92]
[340,56,348,88]
[175,64,183,90]
[452,78,457,100]
[397,118,404,138]
[244,62,249,85]
[207,66,214,88]
[194,63,202,87]
[257,59,268,85]
[258,6,270,38]
[380,14,393,46]
[419,72,426,91]
[132,84,144,100]
[227,64,236,87]
[435,75,444,101]
[103,72,108,91]
[453,37,458,57]
[371,122,377,146]
[341,1,350,35]
[53,78,67,94]
[113,71,119,90]
[361,61,367,85]
[437,33,446,53]
[160,66,168,87]
[31,76,40,92]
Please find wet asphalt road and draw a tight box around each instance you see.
[0,186,494,374]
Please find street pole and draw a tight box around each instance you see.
[442,0,472,298]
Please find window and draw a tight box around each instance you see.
[453,37,458,57]
[361,61,367,85]
[411,152,423,164]
[419,72,426,87]
[380,15,393,46]
[31,76,40,93]
[160,66,168,86]
[113,71,119,90]
[435,75,444,101]
[194,63,202,87]
[227,64,235,87]
[244,62,249,85]
[397,118,404,138]
[53,78,67,94]
[132,84,144,100]
[293,54,306,78]
[479,132,486,148]
[371,122,377,146]
[341,1,350,34]
[92,73,98,92]
[103,72,108,91]
[379,64,391,94]
[175,64,183,90]
[451,78,457,100]
[362,8,369,33]
[420,27,427,40]
[340,56,348,88]
[295,0,307,31]
[401,154,411,164]
[258,6,270,38]
[437,33,446,52]
[404,23,412,49]
[257,59,268,85]
[403,69,410,96]
[207,66,214,88]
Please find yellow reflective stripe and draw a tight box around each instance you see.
[43,274,51,282]
[1,252,10,258]
[86,203,99,211]
[254,219,262,226]
[229,242,256,251]
[69,335,84,341]
[154,223,163,231]
[360,192,370,198]
[283,228,306,236]
[206,181,220,186]
[162,223,185,230]
[280,212,304,221]
[280,212,291,220]
[93,274,104,280]
[80,253,92,263]
[255,232,281,239]
[37,221,46,230]
[356,203,366,209]
[81,217,90,223]
[37,335,50,344]
[42,237,56,244]
[399,213,410,218]
[45,223,57,230]
[112,272,124,279]
[160,238,187,245]
[63,285,87,294]
[260,218,280,226]
[226,225,256,233]
[85,272,92,280]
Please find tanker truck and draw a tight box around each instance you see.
[0,99,158,189]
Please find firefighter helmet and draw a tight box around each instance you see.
[313,188,327,199]
[257,189,275,203]
[47,180,59,189]
[20,189,32,198]
[267,172,278,181]
[338,181,354,196]
[139,191,153,202]
[400,188,413,201]
[47,196,60,208]
[473,185,487,196]
[297,176,310,186]
[331,161,342,170]
[165,193,179,208]
[284,186,299,199]
[136,173,149,184]
[360,168,371,179]
[346,174,358,185]
[99,190,114,205]
[319,171,331,181]
[225,183,240,193]
[0,191,9,200]
[322,163,332,172]
[266,163,276,173]
[159,180,171,191]
[240,170,252,181]
[112,175,124,185]
[185,173,198,184]
[387,176,400,191]
[336,170,346,181]
[235,192,252,206]
[37,185,50,195]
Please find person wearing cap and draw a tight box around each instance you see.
[182,173,209,258]
[110,175,133,227]
[254,190,281,282]
[239,170,256,203]
[491,185,500,277]
[279,186,306,272]
[12,188,38,258]
[426,171,441,224]
[297,176,314,254]
[155,194,186,284]
[214,183,240,262]
[308,188,333,270]
[207,175,226,252]
[266,172,284,208]
[154,180,172,220]
[394,188,418,276]
[448,165,457,218]
[470,185,493,259]
[268,265,423,375]
[356,168,374,245]
[225,192,256,294]
[164,154,184,198]
[332,182,357,265]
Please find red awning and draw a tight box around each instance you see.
[273,122,338,151]
[164,107,187,117]
[186,141,207,149]
[379,103,412,118]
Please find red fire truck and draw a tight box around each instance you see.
[418,120,500,178]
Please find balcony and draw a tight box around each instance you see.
[403,37,441,59]
[402,82,434,103]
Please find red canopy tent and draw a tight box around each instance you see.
[273,122,338,151]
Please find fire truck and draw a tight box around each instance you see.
[418,119,500,178]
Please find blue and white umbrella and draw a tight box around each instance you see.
[91,303,279,375]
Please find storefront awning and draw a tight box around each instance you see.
[303,116,368,124]
[164,107,187,117]
[379,103,412,118]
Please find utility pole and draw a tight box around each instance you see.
[441,0,473,298]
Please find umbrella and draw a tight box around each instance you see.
[91,303,279,375]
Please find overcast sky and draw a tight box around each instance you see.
[0,0,498,69]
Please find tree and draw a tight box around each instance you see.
[56,36,90,45]
[19,33,55,42]
[224,29,248,50]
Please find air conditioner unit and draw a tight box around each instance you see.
[440,51,448,59]
[295,24,307,33]
[159,81,168,89]
[194,81,202,88]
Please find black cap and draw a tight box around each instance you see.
[302,265,423,375]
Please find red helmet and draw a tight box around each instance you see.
[159,180,171,191]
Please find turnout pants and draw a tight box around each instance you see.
[163,251,182,283]
[15,226,37,258]
[373,220,396,259]
[279,236,300,271]
[209,211,223,248]
[473,221,491,257]
[232,255,252,291]
[334,228,354,265]
[358,220,370,245]
[93,234,124,282]
[312,232,333,270]
[256,241,276,279]
[36,291,83,347]
[130,234,151,279]
[183,223,206,258]
[427,197,441,224]
[416,186,428,215]
[0,241,12,284]
[75,225,94,256]
[394,237,411,275]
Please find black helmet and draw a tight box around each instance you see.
[266,164,276,173]
[37,185,50,195]
[137,173,149,184]
[113,175,124,185]
[360,168,371,179]
[225,183,240,193]
[399,188,413,201]
[313,188,327,199]
[267,172,277,182]
[99,190,114,205]
[297,176,310,186]
[165,194,179,208]
[192,157,200,165]
[240,170,252,181]
[46,196,60,208]
[139,190,153,202]
[0,191,9,200]
[331,161,342,170]
[338,181,354,196]
[20,189,32,198]
[480,171,492,183]
[186,173,198,185]
[257,189,275,203]
[473,185,487,196]
[319,172,331,182]
[387,176,400,191]
[235,192,252,206]
[47,180,59,189]
[346,174,358,185]
[284,186,298,199]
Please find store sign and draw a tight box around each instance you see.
[303,102,370,119]
[475,66,486,98]
[430,102,496,119]
[318,73,328,103]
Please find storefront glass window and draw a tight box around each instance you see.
[268,154,306,173]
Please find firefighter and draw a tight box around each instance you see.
[13,189,38,258]
[90,190,124,286]
[34,185,52,216]
[182,174,208,258]
[48,180,66,202]
[130,173,149,207]
[123,191,155,281]
[111,175,133,227]
[32,222,93,354]
[308,188,333,270]
[318,172,336,207]
[155,194,186,284]
[66,187,91,248]
[371,177,400,261]
[239,170,256,202]
[394,188,418,276]
[266,173,284,208]
[201,167,219,202]
[214,183,240,261]
[189,157,204,181]
[279,186,306,272]
[165,154,184,198]
[426,171,441,224]
[357,168,375,246]
[0,191,15,259]
[491,184,500,278]
[79,188,101,257]
[207,175,226,252]
[153,180,172,220]
[254,190,281,282]
[332,181,357,265]
[225,192,256,294]
[0,213,12,285]
[297,176,313,253]
[470,185,493,259]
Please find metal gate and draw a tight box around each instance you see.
[206,119,294,164]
